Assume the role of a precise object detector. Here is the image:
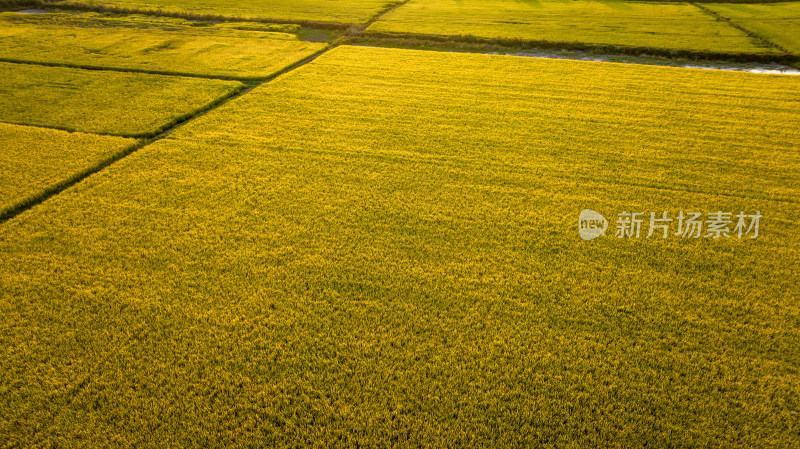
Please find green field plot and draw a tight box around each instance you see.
[0,123,134,217]
[0,12,327,79]
[0,62,244,136]
[706,2,800,54]
[49,0,399,24]
[368,0,776,54]
[1,46,798,446]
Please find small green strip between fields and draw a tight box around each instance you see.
[0,57,259,82]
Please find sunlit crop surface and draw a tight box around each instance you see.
[0,62,245,136]
[1,46,798,447]
[0,12,327,79]
[50,0,399,24]
[369,0,776,54]
[0,123,134,215]
[706,1,800,54]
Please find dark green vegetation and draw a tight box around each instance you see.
[1,46,798,447]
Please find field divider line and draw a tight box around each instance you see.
[692,3,791,55]
[0,57,275,83]
[0,43,339,226]
[363,0,411,28]
[0,119,138,139]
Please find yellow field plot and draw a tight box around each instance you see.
[0,62,245,136]
[0,123,135,217]
[204,46,800,203]
[706,2,800,54]
[1,46,798,446]
[0,12,326,79]
[49,0,399,24]
[368,0,776,54]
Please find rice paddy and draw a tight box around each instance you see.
[48,0,400,24]
[0,12,328,79]
[706,2,800,54]
[367,0,777,54]
[1,45,798,447]
[0,61,245,136]
[1,2,798,446]
[0,123,134,217]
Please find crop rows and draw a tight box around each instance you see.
[0,123,134,218]
[46,0,400,24]
[0,8,334,245]
[706,2,800,54]
[0,61,245,136]
[15,0,800,60]
[1,46,797,446]
[367,0,777,54]
[0,12,327,79]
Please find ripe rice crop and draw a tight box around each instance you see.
[1,46,797,446]
[0,62,245,136]
[0,12,327,79]
[48,0,400,24]
[706,2,800,54]
[368,0,778,54]
[0,123,134,217]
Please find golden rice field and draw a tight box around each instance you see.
[48,0,400,23]
[367,0,777,54]
[0,12,327,79]
[1,45,798,447]
[706,2,800,54]
[0,61,245,136]
[0,123,134,217]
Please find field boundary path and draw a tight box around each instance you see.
[0,57,279,82]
